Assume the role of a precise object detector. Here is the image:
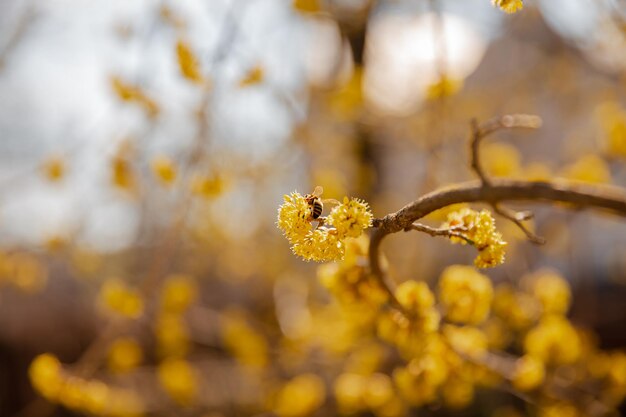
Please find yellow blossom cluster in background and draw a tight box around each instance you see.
[29,353,144,417]
[277,191,372,262]
[442,208,507,268]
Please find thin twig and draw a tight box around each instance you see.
[493,203,546,244]
[406,223,475,245]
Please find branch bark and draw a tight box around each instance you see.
[369,179,626,284]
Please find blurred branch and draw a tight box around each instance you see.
[0,5,35,72]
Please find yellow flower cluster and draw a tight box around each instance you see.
[155,274,197,358]
[99,278,144,319]
[524,315,581,365]
[29,353,144,417]
[157,358,198,406]
[274,374,326,417]
[0,251,47,292]
[438,265,493,325]
[221,309,269,369]
[511,354,545,391]
[107,338,143,374]
[277,190,372,262]
[492,0,523,14]
[394,281,440,333]
[334,372,404,417]
[442,208,507,268]
[318,236,388,308]
[521,268,571,315]
[560,154,611,184]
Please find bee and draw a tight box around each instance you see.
[304,186,324,221]
[304,186,339,226]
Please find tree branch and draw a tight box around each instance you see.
[369,179,626,282]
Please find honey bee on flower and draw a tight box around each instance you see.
[277,186,373,262]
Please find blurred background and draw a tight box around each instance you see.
[0,0,626,416]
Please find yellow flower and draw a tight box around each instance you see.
[157,358,197,406]
[438,265,493,325]
[524,316,581,365]
[512,355,545,391]
[492,0,523,14]
[221,310,269,369]
[426,75,463,100]
[277,192,313,244]
[561,154,611,184]
[161,274,197,313]
[239,65,264,87]
[274,374,326,417]
[151,155,177,186]
[395,281,440,333]
[521,268,571,315]
[443,208,507,268]
[29,353,63,400]
[443,325,488,360]
[292,0,320,13]
[176,40,203,83]
[191,173,225,198]
[291,229,345,262]
[107,338,143,373]
[334,373,367,414]
[99,278,144,319]
[327,197,373,239]
[393,352,448,406]
[441,376,474,409]
[110,76,159,117]
[42,156,65,182]
[155,312,190,358]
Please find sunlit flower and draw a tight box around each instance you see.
[512,355,545,391]
[442,208,507,268]
[327,197,373,239]
[438,265,493,325]
[524,315,581,365]
[521,268,571,315]
[274,374,326,417]
[157,358,197,406]
[277,192,314,244]
[107,338,143,374]
[492,0,523,14]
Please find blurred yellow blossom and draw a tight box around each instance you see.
[492,0,523,14]
[107,338,143,374]
[521,268,571,315]
[157,358,197,406]
[191,173,225,198]
[155,312,190,358]
[221,310,269,369]
[29,353,63,400]
[176,39,204,83]
[292,0,320,14]
[426,75,463,100]
[151,155,177,186]
[512,354,545,391]
[443,325,488,359]
[99,278,144,319]
[524,315,581,365]
[395,281,440,333]
[438,265,493,325]
[239,65,264,87]
[42,155,65,182]
[110,76,159,117]
[161,274,197,313]
[482,142,522,178]
[274,374,326,417]
[561,154,611,184]
[441,376,474,409]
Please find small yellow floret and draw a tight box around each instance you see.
[524,316,581,365]
[99,278,144,319]
[161,274,197,313]
[42,156,66,182]
[521,268,571,315]
[176,40,203,83]
[239,65,264,87]
[29,353,63,400]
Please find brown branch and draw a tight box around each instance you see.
[406,223,475,245]
[369,179,626,283]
